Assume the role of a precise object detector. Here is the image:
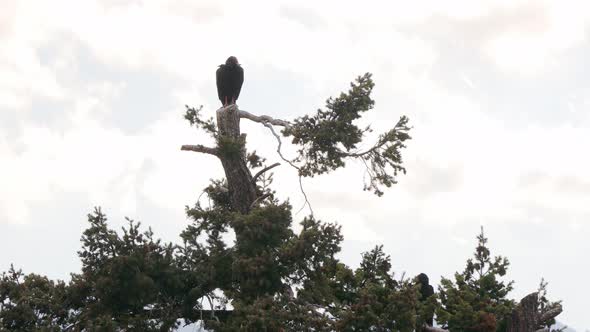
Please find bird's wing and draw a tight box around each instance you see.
[235,65,244,99]
[216,66,223,100]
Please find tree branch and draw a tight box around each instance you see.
[181,144,219,156]
[239,109,291,128]
[250,192,273,208]
[539,303,563,323]
[252,162,281,184]
[339,116,410,158]
[262,122,314,216]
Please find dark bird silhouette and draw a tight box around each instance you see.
[417,273,435,326]
[216,56,244,107]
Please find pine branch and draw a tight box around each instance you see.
[339,116,410,158]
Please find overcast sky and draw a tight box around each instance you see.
[1,0,589,330]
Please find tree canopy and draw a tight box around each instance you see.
[0,74,563,331]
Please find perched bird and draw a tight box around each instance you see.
[216,56,244,107]
[417,273,435,326]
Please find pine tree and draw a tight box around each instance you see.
[0,73,566,331]
[436,227,515,332]
[176,73,414,330]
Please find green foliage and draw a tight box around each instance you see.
[284,73,376,175]
[212,295,335,332]
[316,246,420,332]
[1,211,563,331]
[437,227,515,332]
[182,198,352,330]
[184,105,217,137]
[283,73,412,196]
[0,266,69,331]
[0,72,563,331]
[72,208,185,331]
[1,208,188,331]
[182,73,412,197]
[216,134,246,158]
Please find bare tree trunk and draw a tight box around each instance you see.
[182,105,291,212]
[505,292,562,332]
[215,105,258,214]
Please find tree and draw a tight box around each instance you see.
[181,73,411,213]
[0,73,564,331]
[504,279,565,332]
[328,246,422,332]
[436,227,515,331]
[176,72,414,330]
[434,228,563,332]
[0,266,69,331]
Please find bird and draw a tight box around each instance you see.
[417,273,435,326]
[216,56,244,107]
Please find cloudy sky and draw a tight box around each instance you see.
[1,0,589,329]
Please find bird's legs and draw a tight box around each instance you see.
[221,96,236,107]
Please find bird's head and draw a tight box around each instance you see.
[226,56,239,66]
[417,273,429,285]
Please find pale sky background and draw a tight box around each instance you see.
[1,0,589,330]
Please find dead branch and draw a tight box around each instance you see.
[262,122,313,216]
[250,192,273,208]
[252,162,281,184]
[539,303,563,324]
[239,109,291,128]
[294,176,313,216]
[181,144,219,156]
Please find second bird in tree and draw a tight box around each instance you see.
[216,56,244,107]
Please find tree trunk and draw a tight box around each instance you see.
[506,292,563,332]
[216,105,258,214]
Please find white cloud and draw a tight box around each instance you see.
[483,0,590,75]
[1,0,590,329]
[0,40,65,109]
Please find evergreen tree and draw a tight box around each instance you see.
[0,73,565,331]
[436,227,515,332]
[0,266,69,331]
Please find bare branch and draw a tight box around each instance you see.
[239,109,291,128]
[252,162,281,184]
[250,192,273,208]
[539,303,563,323]
[262,122,313,216]
[263,123,298,170]
[294,175,313,217]
[181,144,219,156]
